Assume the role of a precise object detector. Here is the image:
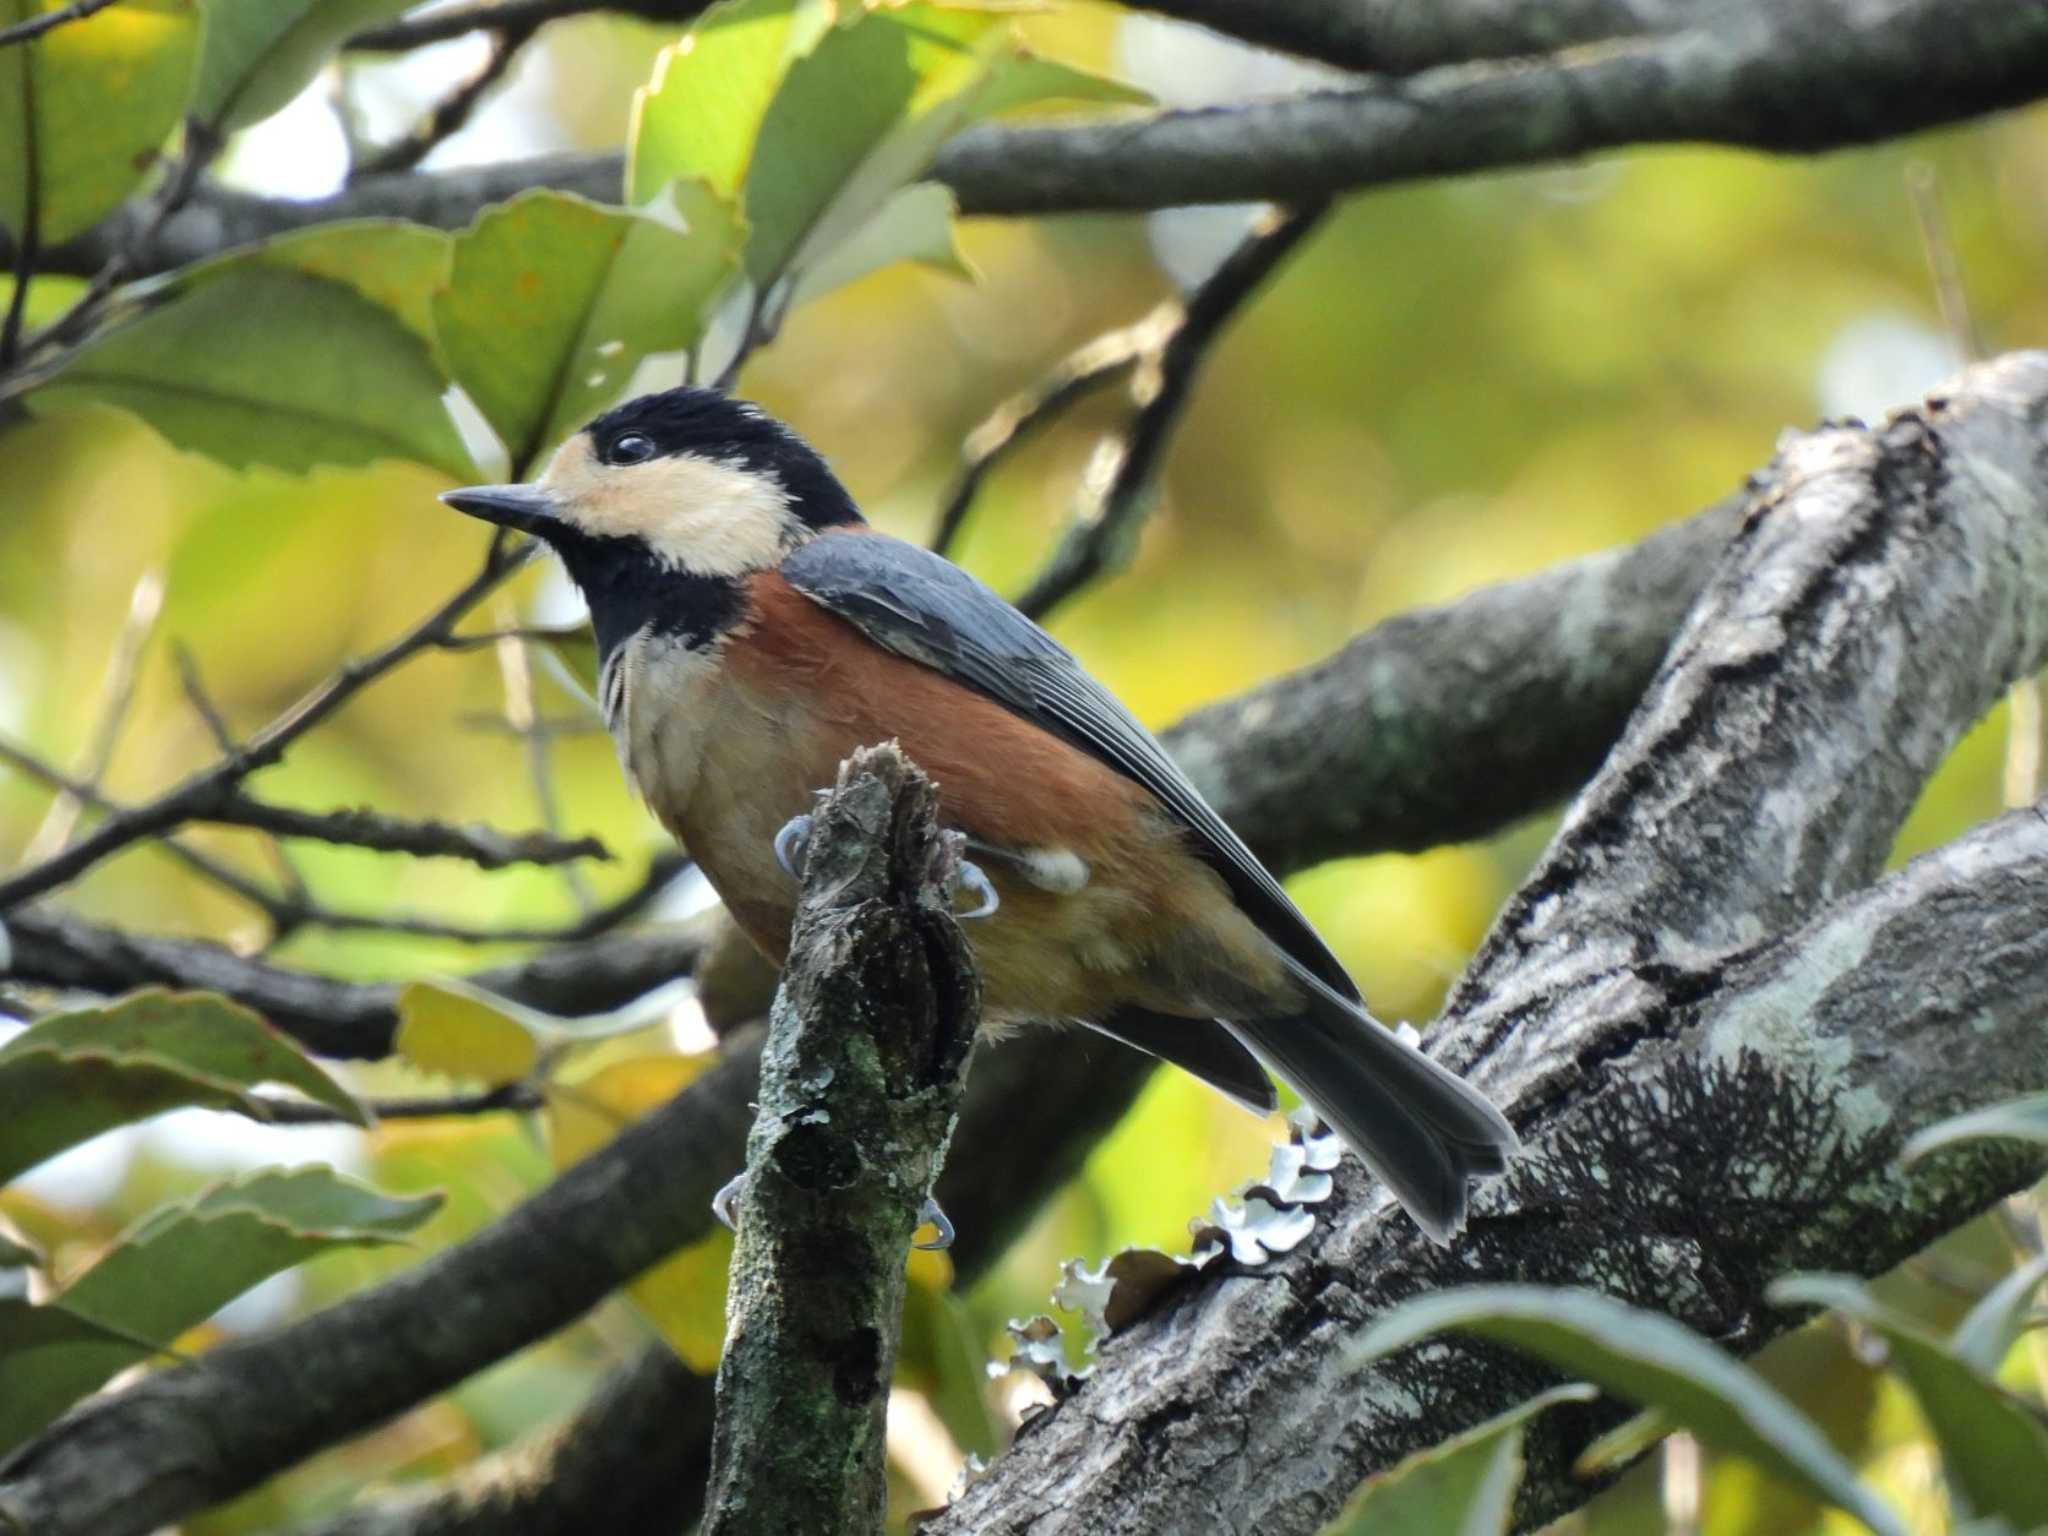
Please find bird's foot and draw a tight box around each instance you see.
[951,858,998,920]
[712,1171,745,1232]
[773,813,813,882]
[714,1172,952,1251]
[914,1195,955,1250]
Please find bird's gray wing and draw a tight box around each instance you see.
[779,530,1361,1004]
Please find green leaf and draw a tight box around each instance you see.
[0,989,364,1185]
[1347,1285,1908,1536]
[1903,1094,2048,1163]
[191,0,411,132]
[1319,1383,1597,1536]
[0,0,200,244]
[626,0,832,207]
[1769,1273,2048,1528]
[0,1166,439,1454]
[434,187,742,474]
[30,263,471,477]
[630,1,1140,299]
[1950,1252,2048,1377]
[787,181,971,307]
[236,220,453,348]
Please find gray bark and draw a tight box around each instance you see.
[703,746,979,1536]
[927,351,2048,1533]
[23,0,2043,278]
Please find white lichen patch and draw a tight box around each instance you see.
[1703,912,1892,1137]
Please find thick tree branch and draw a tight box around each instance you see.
[1130,0,1695,75]
[26,0,2044,281]
[704,746,979,1535]
[930,350,2048,1533]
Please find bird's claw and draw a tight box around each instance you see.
[952,858,998,920]
[712,1171,746,1232]
[914,1195,955,1250]
[773,814,813,882]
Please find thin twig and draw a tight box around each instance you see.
[349,0,703,51]
[213,798,610,869]
[1908,162,2036,810]
[0,21,40,369]
[928,306,1172,558]
[0,538,536,911]
[251,1082,543,1125]
[1013,202,1329,621]
[496,614,596,909]
[23,569,163,861]
[348,20,537,182]
[0,0,114,47]
[172,642,311,907]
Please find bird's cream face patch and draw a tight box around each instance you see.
[536,433,800,576]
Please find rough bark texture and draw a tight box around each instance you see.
[1135,0,1697,74]
[25,0,2043,277]
[928,353,2048,1533]
[703,746,980,1536]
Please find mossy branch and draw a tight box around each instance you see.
[702,744,980,1536]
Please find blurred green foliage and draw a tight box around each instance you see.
[0,0,2045,1530]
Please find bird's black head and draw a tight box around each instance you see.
[439,387,864,659]
[438,386,864,579]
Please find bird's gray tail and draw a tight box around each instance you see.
[1226,962,1517,1244]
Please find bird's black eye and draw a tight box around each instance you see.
[606,433,656,465]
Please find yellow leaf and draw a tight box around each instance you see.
[547,1055,726,1371]
[394,981,539,1088]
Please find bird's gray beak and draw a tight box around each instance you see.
[439,483,562,535]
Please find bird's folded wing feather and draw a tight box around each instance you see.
[778,530,1361,1004]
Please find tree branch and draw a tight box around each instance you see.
[704,745,979,1535]
[929,349,2048,1533]
[0,0,114,48]
[1129,0,1696,75]
[26,0,2044,281]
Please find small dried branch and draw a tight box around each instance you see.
[928,304,1172,559]
[348,0,710,52]
[1014,201,1327,621]
[0,536,535,911]
[211,798,610,870]
[22,570,164,859]
[0,0,115,48]
[251,1083,543,1125]
[349,19,538,182]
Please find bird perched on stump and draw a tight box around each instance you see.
[442,387,1516,1242]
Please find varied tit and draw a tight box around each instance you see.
[442,387,1517,1242]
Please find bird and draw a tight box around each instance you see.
[440,386,1517,1242]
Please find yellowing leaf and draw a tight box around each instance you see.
[548,1055,724,1369]
[0,0,200,243]
[395,980,540,1088]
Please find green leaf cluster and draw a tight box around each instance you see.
[20,0,1140,483]
[1338,1159,2048,1536]
[0,989,437,1452]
